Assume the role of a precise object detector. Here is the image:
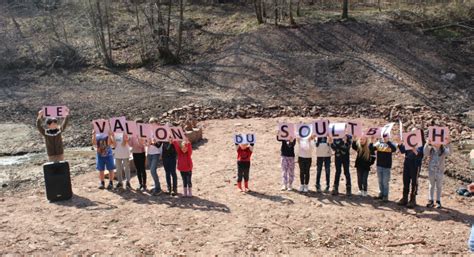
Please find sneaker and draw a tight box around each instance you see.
[346,188,352,196]
[299,185,305,192]
[316,187,322,193]
[426,200,434,208]
[107,182,113,190]
[126,182,132,189]
[357,190,363,196]
[136,185,143,191]
[142,185,147,192]
[303,185,309,193]
[374,194,383,200]
[152,189,162,196]
[287,185,293,191]
[171,190,177,196]
[281,185,287,191]
[382,196,389,202]
[331,189,338,196]
[324,186,330,193]
[397,198,408,206]
[362,191,368,197]
[436,201,442,209]
[115,182,123,189]
[98,182,105,190]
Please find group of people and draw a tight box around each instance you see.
[35,110,474,252]
[275,130,452,209]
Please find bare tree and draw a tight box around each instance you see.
[85,0,114,67]
[289,0,295,25]
[342,0,349,19]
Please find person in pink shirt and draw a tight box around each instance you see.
[172,137,193,197]
[128,119,147,191]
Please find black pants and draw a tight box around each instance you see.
[316,157,331,189]
[163,157,177,191]
[334,156,351,189]
[237,161,250,182]
[357,168,369,191]
[403,161,418,199]
[298,157,311,185]
[180,171,192,187]
[133,153,146,186]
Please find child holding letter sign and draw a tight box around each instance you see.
[234,134,255,192]
[397,128,424,208]
[352,135,375,197]
[92,129,115,190]
[172,137,194,197]
[424,132,451,209]
[36,107,70,162]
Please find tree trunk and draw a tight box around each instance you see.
[296,0,301,17]
[289,0,295,25]
[342,0,349,19]
[274,0,278,26]
[254,0,263,24]
[134,0,146,63]
[176,0,184,58]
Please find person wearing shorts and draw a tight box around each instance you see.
[93,131,115,190]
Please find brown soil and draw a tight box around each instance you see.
[1,118,473,255]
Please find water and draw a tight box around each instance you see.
[0,153,44,166]
[0,147,93,166]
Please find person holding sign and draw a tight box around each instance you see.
[397,129,424,208]
[92,130,115,190]
[373,134,397,202]
[172,138,194,197]
[315,136,332,193]
[162,135,178,196]
[352,136,375,197]
[424,137,451,209]
[277,136,296,191]
[235,142,254,193]
[36,109,70,162]
[112,132,131,190]
[147,118,163,196]
[330,134,352,196]
[129,119,147,191]
[297,135,315,193]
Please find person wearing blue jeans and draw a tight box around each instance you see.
[373,134,397,202]
[469,224,474,252]
[162,141,178,196]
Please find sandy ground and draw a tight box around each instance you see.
[0,118,473,255]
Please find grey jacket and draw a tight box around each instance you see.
[423,143,450,173]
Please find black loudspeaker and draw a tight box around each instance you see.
[43,161,73,202]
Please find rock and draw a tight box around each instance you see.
[441,73,456,81]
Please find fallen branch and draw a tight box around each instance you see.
[271,220,295,233]
[345,239,375,253]
[387,239,425,247]
[422,23,474,32]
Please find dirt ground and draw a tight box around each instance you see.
[1,118,473,255]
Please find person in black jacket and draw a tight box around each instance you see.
[352,136,376,197]
[330,134,352,196]
[397,143,424,208]
[373,134,397,202]
[162,139,178,196]
[277,136,296,191]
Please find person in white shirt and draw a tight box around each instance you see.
[297,135,315,192]
[112,132,131,189]
[315,137,332,193]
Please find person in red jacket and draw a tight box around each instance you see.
[172,138,193,197]
[236,143,254,192]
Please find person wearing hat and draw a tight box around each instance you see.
[36,109,70,162]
